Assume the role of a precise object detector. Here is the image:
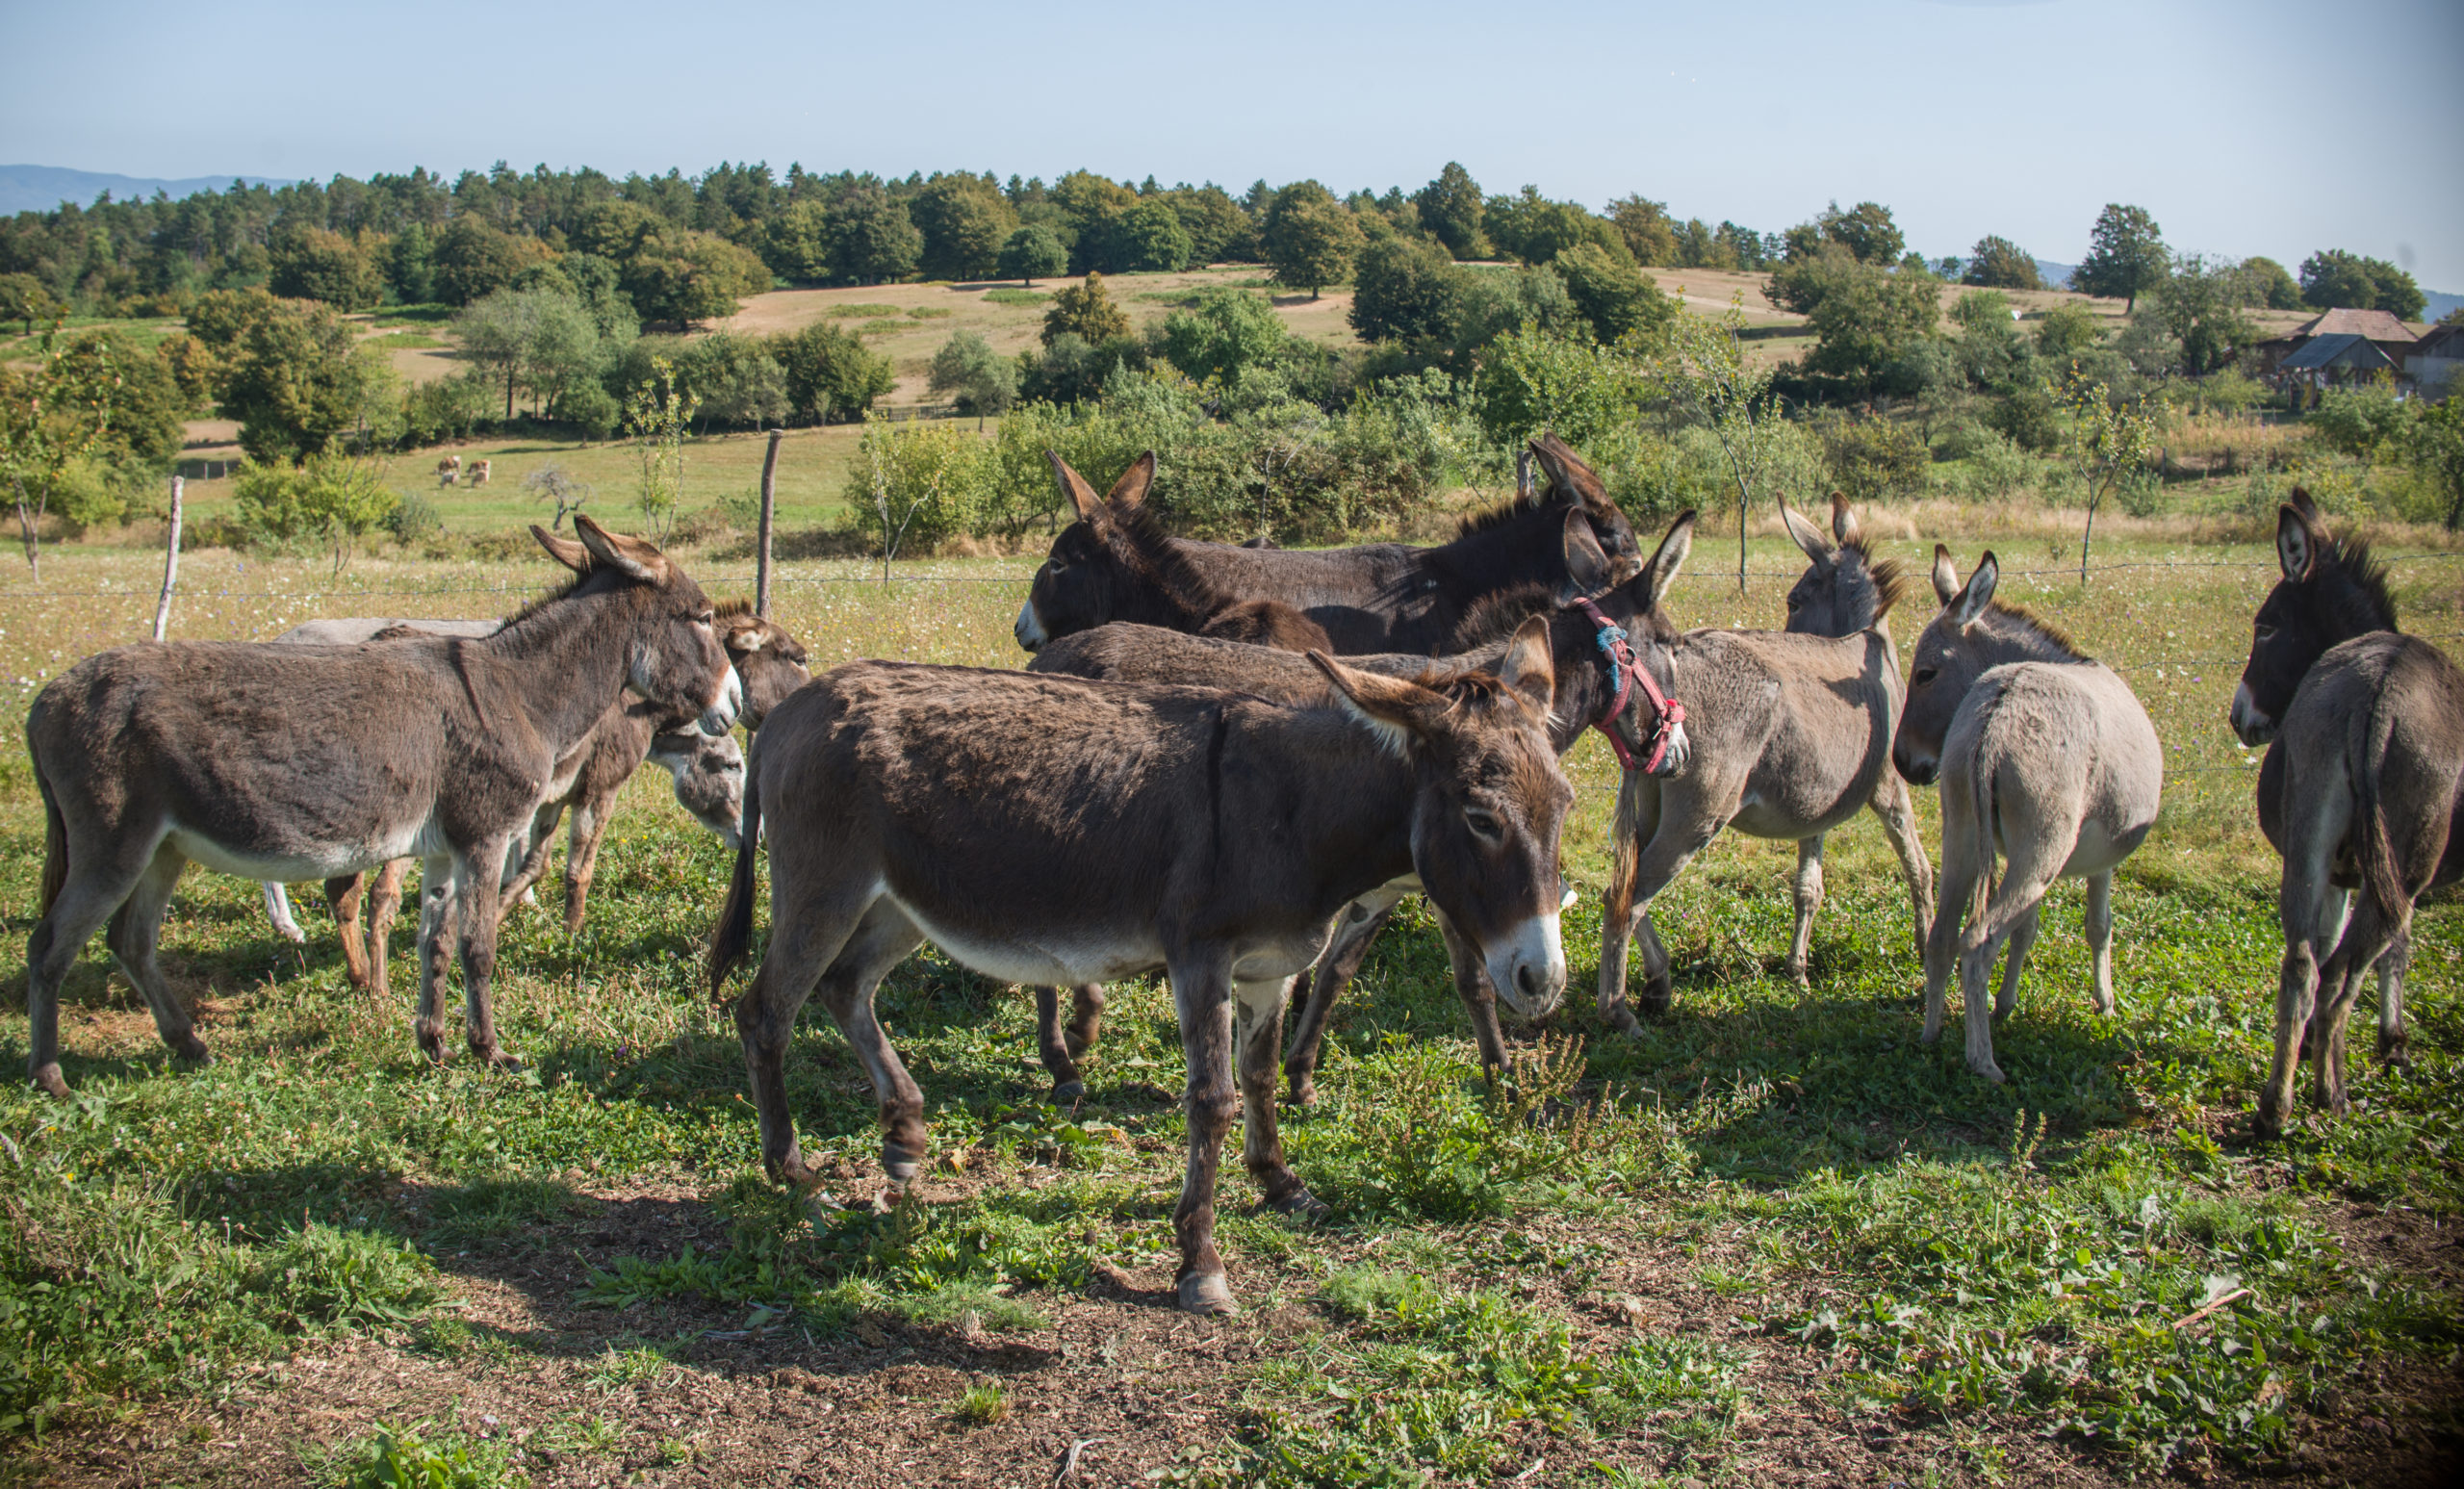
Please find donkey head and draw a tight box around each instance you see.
[1309,616,1575,1019]
[650,728,746,849]
[1893,546,2008,786]
[1015,452,1157,652]
[1589,510,1695,775]
[715,603,812,732]
[2231,491,2397,747]
[1781,493,1908,638]
[1527,432,1645,581]
[533,516,739,735]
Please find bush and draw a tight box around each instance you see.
[1820,412,1931,505]
[401,371,499,448]
[1985,384,2062,452]
[770,321,893,424]
[44,456,126,536]
[2309,382,2410,458]
[232,456,400,552]
[843,415,998,555]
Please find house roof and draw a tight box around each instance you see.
[2413,322,2464,356]
[2281,333,2398,372]
[2290,308,2418,343]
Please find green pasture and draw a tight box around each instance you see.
[0,531,2458,1481]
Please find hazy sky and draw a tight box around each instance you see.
[7,0,2458,286]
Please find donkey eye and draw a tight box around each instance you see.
[1785,595,1803,610]
[1465,809,1502,840]
[2254,624,2275,640]
[1912,667,1938,687]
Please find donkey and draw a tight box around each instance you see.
[1030,501,1669,1105]
[22,518,740,1094]
[2231,499,2463,1136]
[1893,550,2163,1083]
[1014,432,1643,655]
[709,631,1573,1316]
[1596,511,1935,1031]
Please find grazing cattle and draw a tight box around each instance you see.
[1893,550,2162,1083]
[2230,498,2460,1136]
[1596,506,1934,1030]
[1014,432,1642,655]
[1031,501,1672,1106]
[468,459,492,487]
[713,526,1571,1314]
[23,518,739,1093]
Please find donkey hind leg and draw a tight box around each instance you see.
[2313,894,2403,1119]
[413,854,460,1063]
[2375,928,2411,1069]
[1597,773,1661,1033]
[1785,834,1825,988]
[2083,870,2117,1016]
[2296,888,2351,1064]
[322,874,371,989]
[1168,951,1242,1315]
[365,860,408,1004]
[1435,911,1512,1078]
[262,883,306,943]
[1237,973,1319,1219]
[1034,987,1087,1105]
[1604,789,1724,1032]
[733,887,867,1186]
[1990,903,2040,1023]
[561,787,626,936]
[1920,772,1983,1049]
[105,846,211,1065]
[450,840,520,1066]
[1283,887,1406,1105]
[808,902,932,1193]
[1869,769,1935,957]
[1956,841,2066,1085]
[26,831,162,1097]
[1066,984,1105,1058]
[2261,786,2352,1139]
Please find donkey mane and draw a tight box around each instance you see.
[1110,497,1244,623]
[2317,533,2400,634]
[714,597,757,620]
[498,572,586,629]
[1451,582,1561,649]
[1452,487,1561,540]
[1844,537,1911,621]
[1986,599,2089,659]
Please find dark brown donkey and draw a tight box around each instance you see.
[709,632,1573,1315]
[1030,505,1684,1105]
[2230,497,2461,1136]
[1014,432,1643,655]
[23,519,739,1094]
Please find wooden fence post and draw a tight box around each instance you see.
[757,427,782,618]
[152,475,183,641]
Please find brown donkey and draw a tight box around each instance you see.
[709,633,1573,1315]
[2232,500,2464,1136]
[23,519,739,1094]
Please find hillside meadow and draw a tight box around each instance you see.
[1,503,2460,1487]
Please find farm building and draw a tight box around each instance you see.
[2405,321,2464,398]
[2254,306,2420,380]
[2274,332,2401,399]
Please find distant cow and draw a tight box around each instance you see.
[468,460,492,486]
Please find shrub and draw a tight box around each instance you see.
[2308,382,2410,458]
[770,321,893,424]
[1820,412,1931,505]
[401,371,500,448]
[843,415,997,556]
[232,456,400,553]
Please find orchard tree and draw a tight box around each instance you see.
[1,325,116,578]
[2048,363,2159,582]
[2072,204,2168,312]
[928,329,1019,427]
[1261,182,1364,298]
[997,224,1067,286]
[1962,235,2042,290]
[1041,271,1131,347]
[1652,295,1785,592]
[1412,163,1487,259]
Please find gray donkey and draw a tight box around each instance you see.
[1893,549,2163,1083]
[2231,501,2464,1137]
[23,518,740,1093]
[1597,500,1934,1030]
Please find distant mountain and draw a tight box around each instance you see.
[0,164,291,216]
[2033,259,2075,291]
[2422,289,2461,325]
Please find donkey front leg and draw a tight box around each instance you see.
[1168,952,1241,1315]
[262,883,306,943]
[1920,780,1982,1051]
[495,801,565,918]
[1868,771,1935,958]
[1435,911,1513,1077]
[1283,886,1405,1105]
[561,790,622,935]
[1602,785,1724,1032]
[2082,870,2116,1016]
[413,855,460,1063]
[1034,987,1088,1104]
[1237,974,1319,1218]
[365,859,408,1003]
[1785,834,1825,988]
[323,873,371,989]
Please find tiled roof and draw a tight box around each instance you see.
[2290,308,2419,343]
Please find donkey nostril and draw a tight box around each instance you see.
[1516,964,1538,1001]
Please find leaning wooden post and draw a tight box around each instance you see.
[757,427,782,618]
[152,475,183,641]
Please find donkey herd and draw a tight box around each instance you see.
[18,435,2454,1313]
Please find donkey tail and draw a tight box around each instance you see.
[36,756,65,920]
[1962,695,2012,927]
[707,751,762,1003]
[2351,693,2417,931]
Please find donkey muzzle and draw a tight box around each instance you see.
[1487,911,1567,1021]
[2229,681,2275,747]
[701,667,744,736]
[1893,744,1938,787]
[1014,600,1047,653]
[1648,718,1690,778]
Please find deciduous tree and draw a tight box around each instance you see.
[928,329,1020,426]
[1961,235,2041,290]
[1260,182,1363,299]
[1553,241,1675,346]
[1161,288,1290,387]
[1651,295,1784,591]
[823,183,923,286]
[1348,235,1461,344]
[2298,248,2426,320]
[269,228,389,310]
[1606,194,1680,267]
[911,174,1015,281]
[1042,271,1131,346]
[1412,163,1487,259]
[997,225,1067,286]
[2072,204,2168,312]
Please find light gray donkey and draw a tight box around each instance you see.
[1892,549,2163,1083]
[23,519,740,1094]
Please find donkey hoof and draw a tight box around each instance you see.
[2377,1034,2413,1071]
[30,1064,69,1099]
[170,1035,214,1066]
[884,1154,921,1185]
[1050,1080,1086,1108]
[1970,1062,2007,1085]
[1177,1271,1240,1316]
[1602,1006,1644,1039]
[477,1047,523,1071]
[1263,1186,1327,1220]
[1284,1076,1320,1109]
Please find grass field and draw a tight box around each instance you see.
[2,514,2462,1487]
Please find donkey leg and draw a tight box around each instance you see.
[732,892,870,1186]
[1921,780,1982,1048]
[105,846,210,1065]
[2375,929,2411,1069]
[497,802,563,920]
[1958,846,2066,1083]
[2083,870,2117,1016]
[322,874,371,989]
[1869,770,1935,957]
[451,842,517,1066]
[413,855,460,1063]
[1283,893,1402,1105]
[2297,887,2351,1063]
[1237,974,1318,1216]
[809,905,933,1191]
[1435,911,1513,1078]
[563,792,620,936]
[2263,785,2351,1138]
[262,883,305,943]
[1168,951,1241,1315]
[26,840,158,1097]
[1991,903,2040,1022]
[2314,896,2400,1119]
[1034,988,1086,1104]
[1602,800,1721,1032]
[1785,834,1825,988]
[1065,984,1105,1058]
[366,860,407,1004]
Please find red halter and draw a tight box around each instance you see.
[1573,598,1685,775]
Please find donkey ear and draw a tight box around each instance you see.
[1950,552,1999,628]
[2290,485,2320,521]
[1641,510,1695,609]
[1496,614,1557,712]
[1529,432,1618,518]
[1831,492,1861,548]
[532,525,591,574]
[1778,494,1832,567]
[1515,446,1535,503]
[1307,652,1439,754]
[2277,503,2322,581]
[574,514,667,581]
[1048,450,1110,529]
[1556,507,1617,600]
[1107,451,1157,511]
[1930,543,1961,606]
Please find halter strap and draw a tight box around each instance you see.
[1573,598,1685,775]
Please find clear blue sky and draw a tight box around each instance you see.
[7,0,2458,287]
